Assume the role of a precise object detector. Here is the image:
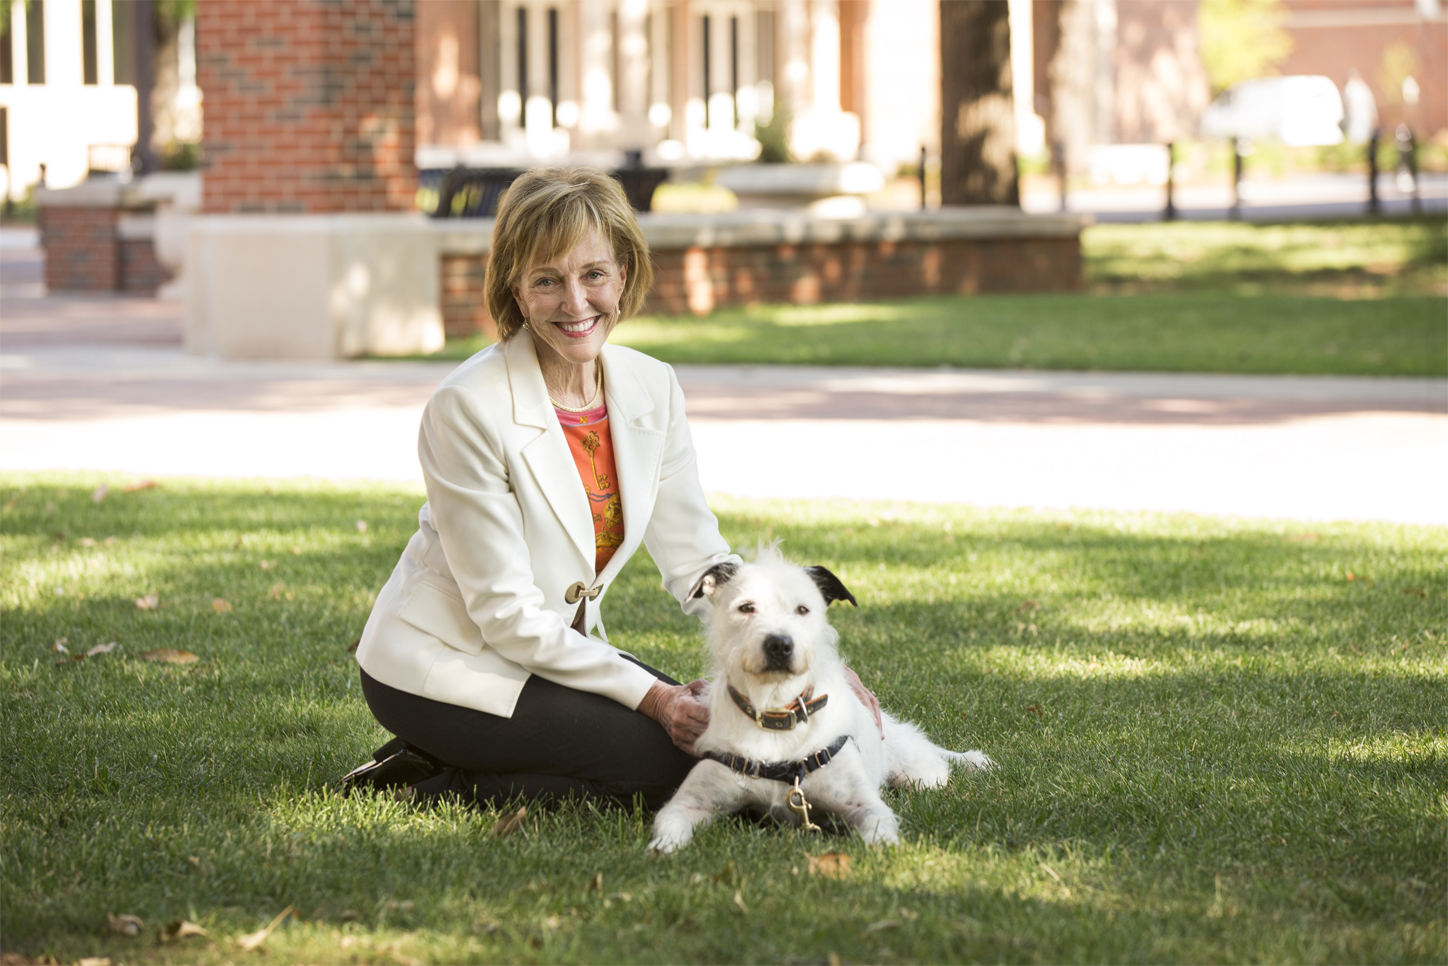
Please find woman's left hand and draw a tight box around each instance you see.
[639,679,711,755]
[843,665,884,740]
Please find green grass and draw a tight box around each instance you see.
[427,218,1447,375]
[3,473,1445,964]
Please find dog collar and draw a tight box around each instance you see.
[728,684,829,731]
[703,734,852,785]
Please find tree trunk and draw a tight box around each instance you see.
[939,0,1019,206]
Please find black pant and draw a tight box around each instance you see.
[359,660,696,810]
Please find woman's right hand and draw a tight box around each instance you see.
[638,679,710,755]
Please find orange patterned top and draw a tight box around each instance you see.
[555,401,624,575]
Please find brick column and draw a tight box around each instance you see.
[39,206,121,292]
[197,0,417,213]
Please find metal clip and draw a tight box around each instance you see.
[565,581,603,604]
[786,777,821,832]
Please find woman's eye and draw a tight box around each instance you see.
[796,605,809,615]
[738,603,755,614]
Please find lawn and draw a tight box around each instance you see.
[428,217,1447,376]
[3,474,1444,964]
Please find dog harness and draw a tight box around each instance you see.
[728,684,829,731]
[702,735,852,832]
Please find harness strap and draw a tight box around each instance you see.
[702,734,852,786]
[728,684,830,731]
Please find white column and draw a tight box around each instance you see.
[781,0,810,115]
[578,0,613,134]
[95,0,114,85]
[498,2,522,138]
[734,8,758,131]
[46,0,85,87]
[648,0,672,131]
[1094,0,1117,144]
[11,0,28,87]
[1008,0,1044,155]
[706,7,733,131]
[524,2,555,153]
[809,0,840,115]
[618,0,650,132]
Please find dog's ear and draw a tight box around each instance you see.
[688,561,739,600]
[805,566,857,607]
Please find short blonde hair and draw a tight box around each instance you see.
[485,167,654,341]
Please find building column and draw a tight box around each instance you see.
[95,0,114,85]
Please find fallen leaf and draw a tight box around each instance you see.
[212,598,233,613]
[1346,571,1356,581]
[589,871,603,893]
[808,852,851,879]
[79,537,97,547]
[1405,587,1426,597]
[136,594,159,610]
[232,536,245,549]
[1016,599,1041,612]
[543,914,562,930]
[1290,532,1320,542]
[122,480,156,493]
[899,907,919,920]
[864,919,900,933]
[161,919,209,942]
[259,560,274,570]
[3,493,19,510]
[104,536,117,546]
[91,485,109,504]
[52,638,69,654]
[355,519,369,533]
[1024,705,1044,717]
[731,889,748,915]
[493,806,527,838]
[85,643,118,657]
[107,912,143,936]
[290,546,301,555]
[236,905,294,952]
[1040,863,1063,884]
[140,648,199,665]
[348,638,361,653]
[77,958,112,966]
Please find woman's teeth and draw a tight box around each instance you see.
[556,317,597,333]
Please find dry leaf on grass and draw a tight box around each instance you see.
[212,598,233,613]
[1405,587,1426,597]
[91,485,109,504]
[808,852,851,879]
[107,913,143,936]
[493,806,528,838]
[104,535,117,546]
[77,958,112,966]
[268,582,294,601]
[122,480,156,493]
[259,560,274,570]
[731,889,748,915]
[52,638,69,654]
[1024,705,1044,717]
[355,520,368,533]
[1016,599,1041,612]
[161,919,209,942]
[863,919,901,933]
[85,643,117,657]
[588,871,603,893]
[236,905,294,952]
[135,594,159,610]
[79,537,97,547]
[140,648,199,665]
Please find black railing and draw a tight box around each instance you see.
[420,166,670,219]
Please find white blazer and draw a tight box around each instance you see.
[355,330,737,718]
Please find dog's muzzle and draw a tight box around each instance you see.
[761,633,793,672]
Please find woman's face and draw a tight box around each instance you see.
[512,230,627,368]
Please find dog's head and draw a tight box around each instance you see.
[688,545,856,684]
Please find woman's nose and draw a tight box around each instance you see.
[560,277,589,315]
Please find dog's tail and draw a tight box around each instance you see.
[941,749,994,772]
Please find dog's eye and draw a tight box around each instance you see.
[738,602,755,614]
[796,605,809,615]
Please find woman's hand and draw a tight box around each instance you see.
[843,666,884,740]
[638,679,711,755]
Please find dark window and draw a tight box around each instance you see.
[1,107,9,167]
[112,0,136,85]
[516,5,527,101]
[27,0,44,84]
[1,14,12,84]
[609,9,619,112]
[547,7,557,124]
[82,0,97,84]
[730,16,738,124]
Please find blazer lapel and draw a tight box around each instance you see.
[595,344,666,587]
[507,331,595,571]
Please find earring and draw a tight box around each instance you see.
[522,321,530,329]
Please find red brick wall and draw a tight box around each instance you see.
[119,239,172,294]
[438,236,1082,333]
[197,0,417,214]
[38,207,119,291]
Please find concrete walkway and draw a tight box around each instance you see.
[2,264,1444,525]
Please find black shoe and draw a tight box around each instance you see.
[338,738,446,795]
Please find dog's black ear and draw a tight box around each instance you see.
[688,561,739,600]
[805,566,857,607]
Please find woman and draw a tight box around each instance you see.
[348,167,878,809]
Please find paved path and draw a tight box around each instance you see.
[2,276,1444,525]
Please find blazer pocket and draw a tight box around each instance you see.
[397,579,486,656]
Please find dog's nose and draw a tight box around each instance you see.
[762,633,793,670]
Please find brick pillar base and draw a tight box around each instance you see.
[39,207,121,291]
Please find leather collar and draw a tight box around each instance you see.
[703,735,851,785]
[728,684,828,731]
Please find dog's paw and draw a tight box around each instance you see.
[855,810,901,847]
[647,814,694,854]
[957,750,993,772]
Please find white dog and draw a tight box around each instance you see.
[649,547,991,853]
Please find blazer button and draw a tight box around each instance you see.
[565,581,588,604]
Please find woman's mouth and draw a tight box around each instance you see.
[553,316,599,337]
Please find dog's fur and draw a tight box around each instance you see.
[649,546,991,852]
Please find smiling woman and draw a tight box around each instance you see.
[345,169,879,811]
